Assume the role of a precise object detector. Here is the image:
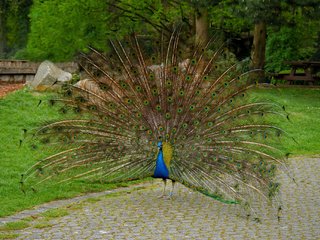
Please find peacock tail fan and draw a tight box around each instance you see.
[21,29,292,214]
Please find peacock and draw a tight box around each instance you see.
[21,29,292,215]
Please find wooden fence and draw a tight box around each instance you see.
[0,60,78,83]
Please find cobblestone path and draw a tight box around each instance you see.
[2,157,320,239]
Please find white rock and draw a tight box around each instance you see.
[29,60,72,91]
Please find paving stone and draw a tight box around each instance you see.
[1,157,319,239]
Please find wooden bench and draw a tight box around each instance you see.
[274,61,320,85]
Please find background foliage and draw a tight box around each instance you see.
[0,0,319,70]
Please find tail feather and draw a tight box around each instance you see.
[22,29,291,213]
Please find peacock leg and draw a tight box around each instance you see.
[169,180,176,198]
[158,178,167,198]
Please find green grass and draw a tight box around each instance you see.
[251,86,320,155]
[40,208,69,219]
[0,88,147,217]
[279,69,305,74]
[33,222,54,229]
[0,220,30,231]
[0,86,320,218]
[0,233,20,239]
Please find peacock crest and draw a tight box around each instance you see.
[21,29,291,214]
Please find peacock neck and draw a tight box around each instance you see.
[153,142,169,179]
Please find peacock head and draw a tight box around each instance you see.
[157,141,162,150]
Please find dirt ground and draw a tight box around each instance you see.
[0,83,25,98]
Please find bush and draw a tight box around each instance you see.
[266,25,317,73]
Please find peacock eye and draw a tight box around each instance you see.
[121,82,127,88]
[65,90,72,96]
[149,73,155,80]
[74,107,81,113]
[89,105,97,111]
[172,66,178,73]
[140,125,146,130]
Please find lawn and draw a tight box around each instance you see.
[0,86,320,217]
[0,88,145,217]
[251,86,320,155]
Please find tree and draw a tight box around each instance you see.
[25,0,194,61]
[209,0,320,81]
[25,0,112,61]
[265,1,320,71]
[0,0,32,58]
[0,2,7,58]
[24,0,320,66]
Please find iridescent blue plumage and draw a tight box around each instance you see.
[153,142,169,179]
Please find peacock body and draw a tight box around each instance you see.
[22,30,291,214]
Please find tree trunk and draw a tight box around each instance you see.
[195,8,209,46]
[250,21,267,83]
[0,11,6,58]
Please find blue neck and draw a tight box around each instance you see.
[153,148,169,179]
